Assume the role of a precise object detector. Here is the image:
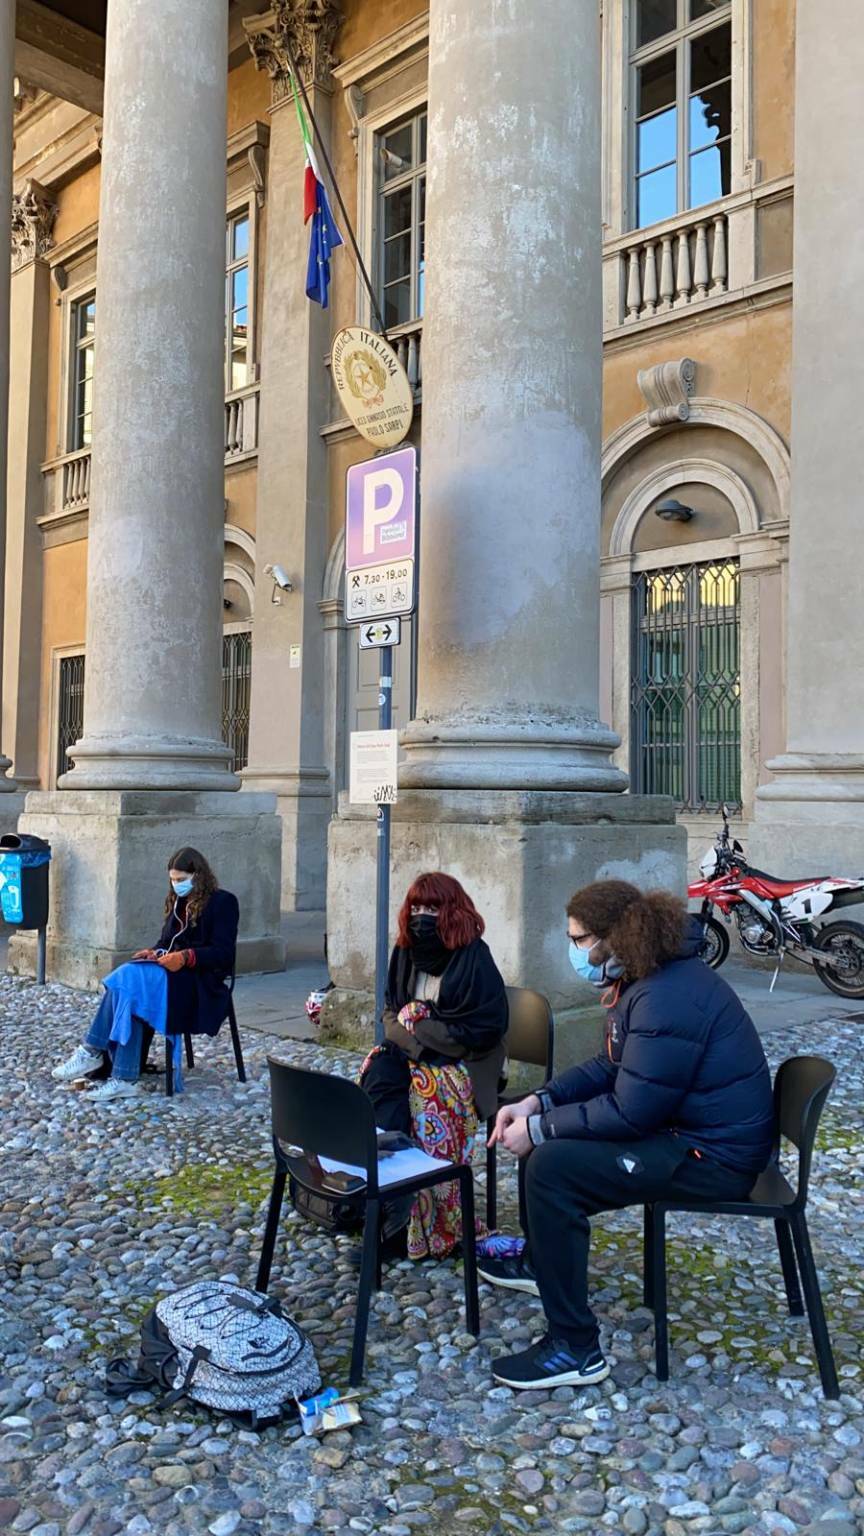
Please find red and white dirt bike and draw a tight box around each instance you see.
[690,806,864,998]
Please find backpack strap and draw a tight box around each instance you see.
[163,1344,211,1407]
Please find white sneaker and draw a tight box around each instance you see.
[86,1078,142,1106]
[52,1044,105,1081]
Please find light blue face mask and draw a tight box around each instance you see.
[171,876,194,898]
[569,939,605,985]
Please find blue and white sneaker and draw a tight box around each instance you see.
[491,1333,609,1390]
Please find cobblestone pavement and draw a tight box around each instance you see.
[1,974,863,1536]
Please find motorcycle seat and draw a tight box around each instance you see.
[745,865,831,887]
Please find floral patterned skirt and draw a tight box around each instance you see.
[360,1048,486,1260]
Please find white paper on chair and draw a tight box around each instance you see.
[318,1141,454,1189]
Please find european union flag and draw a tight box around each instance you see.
[306,178,343,309]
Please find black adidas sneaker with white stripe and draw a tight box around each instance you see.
[491,1334,610,1390]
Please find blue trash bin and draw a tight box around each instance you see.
[0,834,51,928]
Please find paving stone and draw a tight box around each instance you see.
[0,986,861,1536]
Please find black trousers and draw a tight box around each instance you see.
[523,1133,756,1349]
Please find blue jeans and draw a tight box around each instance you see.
[85,990,144,1082]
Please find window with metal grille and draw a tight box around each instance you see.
[56,653,85,782]
[222,630,252,772]
[630,558,740,811]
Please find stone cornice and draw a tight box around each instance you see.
[244,1,342,97]
[11,179,58,273]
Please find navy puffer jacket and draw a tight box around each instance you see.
[540,918,773,1174]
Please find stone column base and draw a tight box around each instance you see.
[7,790,285,988]
[0,788,28,829]
[327,789,685,1012]
[751,756,864,876]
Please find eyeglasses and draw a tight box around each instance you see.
[568,931,595,949]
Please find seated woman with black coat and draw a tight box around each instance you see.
[52,847,238,1105]
[360,871,509,1259]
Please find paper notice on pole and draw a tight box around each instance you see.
[349,729,398,806]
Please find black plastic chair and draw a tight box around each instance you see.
[142,973,246,1097]
[485,986,554,1228]
[643,1054,839,1399]
[255,1058,481,1385]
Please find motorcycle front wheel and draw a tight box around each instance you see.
[699,913,730,969]
[813,920,864,998]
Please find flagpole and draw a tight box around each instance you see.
[284,41,389,338]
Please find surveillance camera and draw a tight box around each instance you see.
[264,563,293,592]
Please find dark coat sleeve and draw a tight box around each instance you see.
[189,891,239,976]
[541,986,711,1141]
[545,1051,617,1106]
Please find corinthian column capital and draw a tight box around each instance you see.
[11,179,57,272]
[244,1,342,98]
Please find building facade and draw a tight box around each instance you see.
[2,0,862,992]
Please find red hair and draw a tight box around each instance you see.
[396,872,485,950]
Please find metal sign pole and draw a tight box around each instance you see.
[374,646,393,1044]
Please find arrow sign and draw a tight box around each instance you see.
[359,617,402,651]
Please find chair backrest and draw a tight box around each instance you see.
[266,1058,379,1187]
[773,1054,835,1208]
[503,987,554,1075]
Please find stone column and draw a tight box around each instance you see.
[61,0,234,791]
[750,0,864,872]
[242,2,340,909]
[4,181,56,794]
[399,0,624,793]
[0,4,17,797]
[12,0,284,984]
[327,0,684,1011]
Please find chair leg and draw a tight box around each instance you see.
[139,1024,154,1074]
[165,1039,174,1097]
[350,1199,380,1388]
[651,1206,669,1381]
[643,1204,655,1308]
[184,1033,195,1069]
[485,1122,497,1230]
[228,1000,247,1084]
[458,1167,480,1336]
[790,1214,840,1399]
[517,1153,528,1234]
[775,1218,804,1316]
[254,1169,287,1293]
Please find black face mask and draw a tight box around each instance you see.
[409,914,451,976]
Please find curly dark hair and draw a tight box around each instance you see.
[164,847,218,926]
[566,880,687,981]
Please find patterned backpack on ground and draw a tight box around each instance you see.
[105,1280,320,1424]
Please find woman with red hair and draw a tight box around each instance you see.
[360,871,508,1260]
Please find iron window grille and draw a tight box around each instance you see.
[630,557,741,811]
[222,630,252,772]
[56,653,86,782]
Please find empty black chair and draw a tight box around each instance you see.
[485,987,554,1229]
[255,1058,480,1385]
[142,973,246,1096]
[643,1054,839,1399]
